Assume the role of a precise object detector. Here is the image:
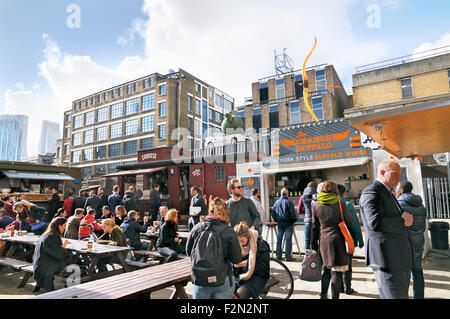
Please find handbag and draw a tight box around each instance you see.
[298,249,322,282]
[338,200,355,255]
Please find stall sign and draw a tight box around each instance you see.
[241,177,261,198]
[264,119,372,167]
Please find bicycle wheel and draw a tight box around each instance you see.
[259,258,294,299]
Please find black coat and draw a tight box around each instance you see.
[123,190,143,212]
[98,193,108,210]
[157,220,178,250]
[120,217,148,249]
[272,196,297,227]
[149,189,161,213]
[190,194,207,224]
[84,196,102,217]
[108,193,123,213]
[48,193,61,216]
[71,196,87,216]
[359,180,413,270]
[32,233,70,291]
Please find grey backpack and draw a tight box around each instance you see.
[190,222,229,287]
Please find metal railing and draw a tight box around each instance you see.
[356,45,450,73]
[192,140,272,159]
[423,177,450,219]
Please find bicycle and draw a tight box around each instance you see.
[258,257,294,299]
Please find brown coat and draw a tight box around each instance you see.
[311,200,354,267]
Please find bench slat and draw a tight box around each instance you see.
[0,257,32,270]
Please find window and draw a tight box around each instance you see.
[294,74,304,99]
[401,77,413,99]
[96,126,107,141]
[269,105,279,129]
[111,103,123,119]
[72,150,81,163]
[252,108,262,133]
[109,143,121,158]
[127,84,131,95]
[188,117,194,136]
[159,102,166,117]
[224,99,233,112]
[208,108,213,121]
[237,110,246,128]
[142,94,155,111]
[134,82,138,92]
[149,77,154,88]
[315,69,326,94]
[195,83,200,93]
[72,133,82,146]
[141,115,154,132]
[215,166,225,181]
[110,123,122,139]
[125,98,139,115]
[83,148,93,161]
[65,114,71,122]
[65,127,70,139]
[215,111,221,123]
[82,167,91,179]
[73,115,83,129]
[290,101,301,124]
[188,95,192,112]
[209,89,213,98]
[195,99,201,115]
[143,79,148,89]
[91,97,95,105]
[118,87,123,97]
[194,119,201,138]
[215,94,224,108]
[140,137,154,150]
[85,100,88,107]
[111,89,116,99]
[159,84,166,95]
[158,124,166,139]
[124,140,137,155]
[202,123,208,141]
[97,94,102,104]
[97,107,108,123]
[94,165,106,176]
[312,97,324,120]
[64,145,69,156]
[85,111,95,126]
[202,100,208,122]
[84,129,94,144]
[276,79,285,102]
[259,82,268,105]
[96,146,106,159]
[125,119,138,136]
[104,92,108,102]
[108,163,120,173]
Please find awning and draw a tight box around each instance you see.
[345,96,450,158]
[261,157,371,175]
[0,170,75,181]
[104,167,167,177]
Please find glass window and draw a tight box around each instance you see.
[237,110,246,128]
[269,105,279,128]
[142,93,154,111]
[109,143,121,158]
[149,77,154,88]
[82,167,91,179]
[195,83,200,93]
[194,139,201,150]
[97,107,108,123]
[290,101,301,124]
[224,99,233,112]
[118,87,123,97]
[202,123,208,141]
[125,98,139,115]
[65,114,71,122]
[110,123,122,139]
[125,119,138,136]
[84,129,94,144]
[127,84,131,95]
[142,115,154,132]
[72,133,82,146]
[96,126,107,141]
[215,94,224,108]
[215,111,221,123]
[259,82,268,105]
[73,115,83,129]
[64,145,69,156]
[188,95,192,112]
[312,97,324,120]
[91,97,95,105]
[97,94,102,104]
[159,84,166,95]
[275,79,285,102]
[111,89,116,99]
[252,108,262,133]
[96,145,106,159]
[83,148,93,161]
[72,150,81,163]
[315,69,326,94]
[108,163,120,173]
[124,140,137,155]
[194,119,201,138]
[209,89,213,98]
[195,99,201,115]
[294,74,304,99]
[134,82,138,92]
[215,166,225,181]
[111,103,123,119]
[94,165,106,176]
[140,137,154,150]
[85,100,88,107]
[202,100,208,122]
[401,77,413,99]
[104,92,108,102]
[85,111,95,126]
[159,102,166,117]
[143,79,148,89]
[188,117,194,136]
[158,124,166,139]
[65,127,70,139]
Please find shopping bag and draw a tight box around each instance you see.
[338,200,355,255]
[298,249,322,282]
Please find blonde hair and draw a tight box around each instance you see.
[377,158,400,175]
[102,218,122,232]
[115,205,127,219]
[234,221,251,240]
[209,197,230,224]
[317,182,325,194]
[165,209,179,225]
[12,202,24,212]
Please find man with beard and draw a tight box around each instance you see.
[226,179,260,230]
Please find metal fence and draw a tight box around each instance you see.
[423,178,450,219]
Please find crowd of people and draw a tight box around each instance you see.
[0,160,429,299]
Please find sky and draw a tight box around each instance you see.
[0,0,449,156]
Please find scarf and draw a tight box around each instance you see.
[239,229,259,281]
[317,192,339,205]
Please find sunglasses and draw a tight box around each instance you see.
[232,186,243,190]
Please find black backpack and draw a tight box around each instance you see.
[190,222,230,287]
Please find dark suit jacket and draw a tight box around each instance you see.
[190,194,207,223]
[84,196,102,217]
[71,196,87,216]
[359,180,412,270]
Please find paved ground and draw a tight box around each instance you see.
[1,224,449,299]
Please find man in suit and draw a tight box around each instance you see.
[108,185,123,214]
[97,187,108,211]
[359,159,413,299]
[71,190,88,216]
[188,187,207,231]
[148,185,161,222]
[84,190,102,218]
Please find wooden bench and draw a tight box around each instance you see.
[0,257,34,288]
[133,250,189,263]
[32,258,192,299]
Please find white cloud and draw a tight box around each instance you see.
[412,32,450,57]
[117,18,147,47]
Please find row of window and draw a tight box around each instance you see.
[72,137,155,163]
[72,77,161,111]
[187,96,224,123]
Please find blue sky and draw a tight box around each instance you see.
[0,0,449,155]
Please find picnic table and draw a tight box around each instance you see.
[32,258,192,299]
[140,230,190,249]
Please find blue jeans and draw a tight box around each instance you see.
[276,224,293,259]
[304,222,312,249]
[409,233,425,299]
[192,275,235,299]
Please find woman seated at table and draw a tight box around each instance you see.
[156,209,186,263]
[96,218,127,272]
[53,207,67,219]
[232,222,270,299]
[114,205,127,227]
[32,217,71,292]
